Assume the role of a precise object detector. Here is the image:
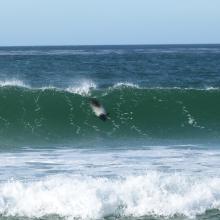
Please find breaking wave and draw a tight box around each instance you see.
[0,172,220,219]
[0,82,219,145]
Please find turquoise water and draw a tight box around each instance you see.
[0,45,220,220]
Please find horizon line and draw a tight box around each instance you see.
[0,43,220,48]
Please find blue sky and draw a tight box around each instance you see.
[0,0,220,46]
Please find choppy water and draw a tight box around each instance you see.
[0,45,220,220]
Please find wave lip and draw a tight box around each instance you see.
[0,78,220,92]
[66,80,97,96]
[113,82,140,89]
[0,79,29,88]
[0,172,220,219]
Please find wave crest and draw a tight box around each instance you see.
[0,79,29,88]
[66,80,97,96]
[113,82,140,89]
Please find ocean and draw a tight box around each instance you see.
[0,44,220,220]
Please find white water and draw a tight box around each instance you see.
[0,172,220,219]
[66,79,97,95]
[0,147,220,219]
[0,78,97,96]
[113,82,140,89]
[0,79,29,88]
[0,78,220,94]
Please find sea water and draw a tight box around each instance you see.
[0,45,220,219]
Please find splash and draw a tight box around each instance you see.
[66,80,97,96]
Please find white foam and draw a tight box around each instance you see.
[0,172,220,219]
[113,82,140,89]
[0,79,97,95]
[0,79,29,88]
[204,86,220,90]
[66,80,97,96]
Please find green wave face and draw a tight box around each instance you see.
[0,86,220,146]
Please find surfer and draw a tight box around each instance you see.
[90,98,109,121]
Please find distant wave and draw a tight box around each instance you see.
[1,46,220,56]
